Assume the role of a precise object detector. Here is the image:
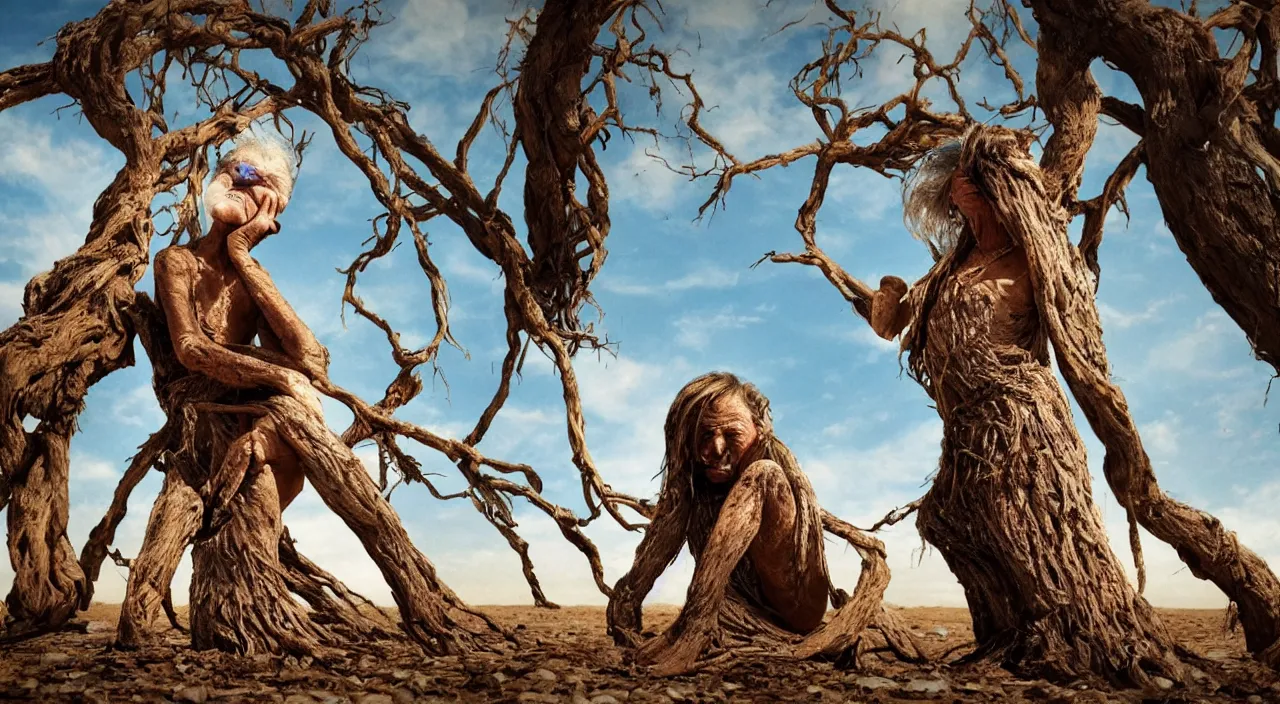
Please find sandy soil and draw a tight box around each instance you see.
[1,604,1277,703]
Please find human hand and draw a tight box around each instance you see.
[227,188,282,256]
[877,275,908,301]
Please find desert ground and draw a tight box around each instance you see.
[1,604,1278,703]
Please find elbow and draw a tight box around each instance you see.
[172,334,210,372]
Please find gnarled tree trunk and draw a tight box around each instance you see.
[116,469,201,649]
[1030,2,1280,666]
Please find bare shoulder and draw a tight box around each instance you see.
[744,458,783,474]
[154,245,197,275]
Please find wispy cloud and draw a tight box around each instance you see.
[601,264,741,296]
[673,309,763,350]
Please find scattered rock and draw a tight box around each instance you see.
[590,696,621,704]
[664,686,686,701]
[959,682,985,693]
[391,690,414,704]
[1152,677,1174,690]
[175,685,209,703]
[1247,696,1263,704]
[928,626,949,639]
[356,695,393,704]
[534,668,559,682]
[391,669,413,681]
[40,652,71,666]
[283,695,317,704]
[720,682,741,692]
[805,685,822,695]
[902,678,950,696]
[853,676,897,691]
[517,694,561,704]
[1205,649,1232,660]
[85,621,113,634]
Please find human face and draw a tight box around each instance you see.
[205,161,278,227]
[696,393,760,484]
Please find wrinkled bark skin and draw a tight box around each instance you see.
[607,377,923,675]
[190,458,336,657]
[1032,0,1280,375]
[4,424,84,638]
[0,0,284,639]
[1030,2,1280,667]
[115,469,201,649]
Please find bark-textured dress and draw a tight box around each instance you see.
[901,127,1178,681]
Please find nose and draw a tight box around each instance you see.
[711,433,726,458]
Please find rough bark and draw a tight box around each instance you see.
[116,469,201,649]
[1031,0,1280,374]
[0,0,290,637]
[190,459,338,657]
[3,423,84,638]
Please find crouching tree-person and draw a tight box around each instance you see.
[121,132,498,656]
[606,372,924,676]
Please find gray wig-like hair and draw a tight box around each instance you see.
[901,138,966,258]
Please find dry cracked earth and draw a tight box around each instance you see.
[2,605,1278,703]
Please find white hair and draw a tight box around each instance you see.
[216,129,299,202]
[902,139,965,257]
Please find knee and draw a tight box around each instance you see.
[737,459,786,488]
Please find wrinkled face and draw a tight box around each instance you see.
[204,159,284,227]
[696,393,760,484]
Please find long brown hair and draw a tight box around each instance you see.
[658,372,827,593]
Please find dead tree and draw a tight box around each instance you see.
[0,0,683,652]
[686,0,1280,684]
[1030,0,1280,379]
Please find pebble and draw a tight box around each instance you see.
[805,685,822,695]
[40,652,71,666]
[534,668,559,682]
[391,691,414,704]
[929,626,949,638]
[175,686,209,703]
[283,696,317,704]
[517,694,561,704]
[721,682,741,692]
[1247,696,1263,704]
[853,676,897,691]
[355,695,393,704]
[1152,677,1174,690]
[590,696,621,704]
[903,678,950,695]
[664,687,686,701]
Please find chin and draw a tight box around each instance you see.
[209,203,252,227]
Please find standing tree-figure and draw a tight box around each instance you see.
[608,373,923,675]
[870,126,1183,682]
[689,1,1280,683]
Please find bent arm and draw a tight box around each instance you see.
[229,247,329,380]
[607,498,687,645]
[154,248,310,396]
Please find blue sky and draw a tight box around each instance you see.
[1,0,1277,611]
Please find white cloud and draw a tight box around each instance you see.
[70,452,120,482]
[611,143,686,214]
[1144,310,1248,378]
[673,309,763,350]
[377,0,513,79]
[1098,295,1176,330]
[0,114,117,274]
[0,280,23,328]
[111,384,164,429]
[602,264,741,296]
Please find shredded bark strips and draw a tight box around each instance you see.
[607,375,924,676]
[0,0,694,653]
